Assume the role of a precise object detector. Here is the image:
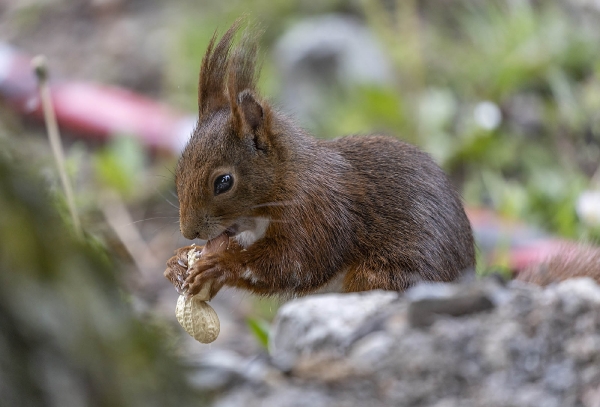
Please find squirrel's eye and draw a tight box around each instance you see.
[214,174,233,195]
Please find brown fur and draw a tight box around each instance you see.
[516,245,600,286]
[165,22,476,298]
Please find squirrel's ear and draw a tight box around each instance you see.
[226,29,269,137]
[198,23,241,116]
[237,90,263,131]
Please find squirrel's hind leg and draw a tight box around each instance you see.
[342,262,413,293]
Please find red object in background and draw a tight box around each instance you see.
[0,43,195,154]
[466,207,581,273]
[509,240,581,271]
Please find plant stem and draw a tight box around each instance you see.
[32,55,82,237]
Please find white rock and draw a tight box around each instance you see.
[269,290,398,368]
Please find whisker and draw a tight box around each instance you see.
[146,222,179,236]
[235,216,291,224]
[129,216,179,225]
[151,174,174,180]
[250,200,298,210]
[161,165,177,180]
[152,187,179,210]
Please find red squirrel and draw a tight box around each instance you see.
[164,22,476,299]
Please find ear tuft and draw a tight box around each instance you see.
[198,20,242,117]
[238,90,263,131]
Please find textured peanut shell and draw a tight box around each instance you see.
[175,237,228,343]
[175,294,220,343]
[186,245,218,301]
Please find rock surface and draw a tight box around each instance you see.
[269,290,399,370]
[205,278,600,407]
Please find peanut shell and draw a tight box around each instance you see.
[175,294,220,343]
[175,235,229,343]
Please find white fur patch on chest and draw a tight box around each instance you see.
[241,267,260,284]
[234,217,270,249]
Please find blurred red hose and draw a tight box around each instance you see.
[0,43,195,154]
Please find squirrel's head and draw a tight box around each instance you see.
[176,21,280,241]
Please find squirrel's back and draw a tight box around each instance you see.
[321,135,475,290]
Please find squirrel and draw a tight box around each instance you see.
[164,22,476,299]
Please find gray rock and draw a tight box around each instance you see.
[273,14,393,124]
[269,290,398,369]
[408,291,494,328]
[214,278,600,407]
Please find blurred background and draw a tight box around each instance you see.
[1,0,600,404]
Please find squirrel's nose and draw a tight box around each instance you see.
[180,222,211,241]
[180,228,197,240]
[179,208,211,240]
[180,221,200,240]
[179,208,201,240]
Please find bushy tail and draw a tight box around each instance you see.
[516,245,600,286]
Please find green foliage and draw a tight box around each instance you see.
[0,149,202,406]
[93,136,146,198]
[246,317,271,349]
[315,85,411,141]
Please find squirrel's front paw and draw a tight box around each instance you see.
[164,245,197,294]
[184,254,227,298]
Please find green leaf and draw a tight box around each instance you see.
[246,317,270,349]
[93,136,146,197]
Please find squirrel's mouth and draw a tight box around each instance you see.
[223,224,239,237]
[205,224,238,241]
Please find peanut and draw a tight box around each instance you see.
[175,288,220,344]
[175,235,229,344]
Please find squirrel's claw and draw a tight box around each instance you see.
[186,270,214,297]
[164,244,196,294]
[185,260,224,297]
